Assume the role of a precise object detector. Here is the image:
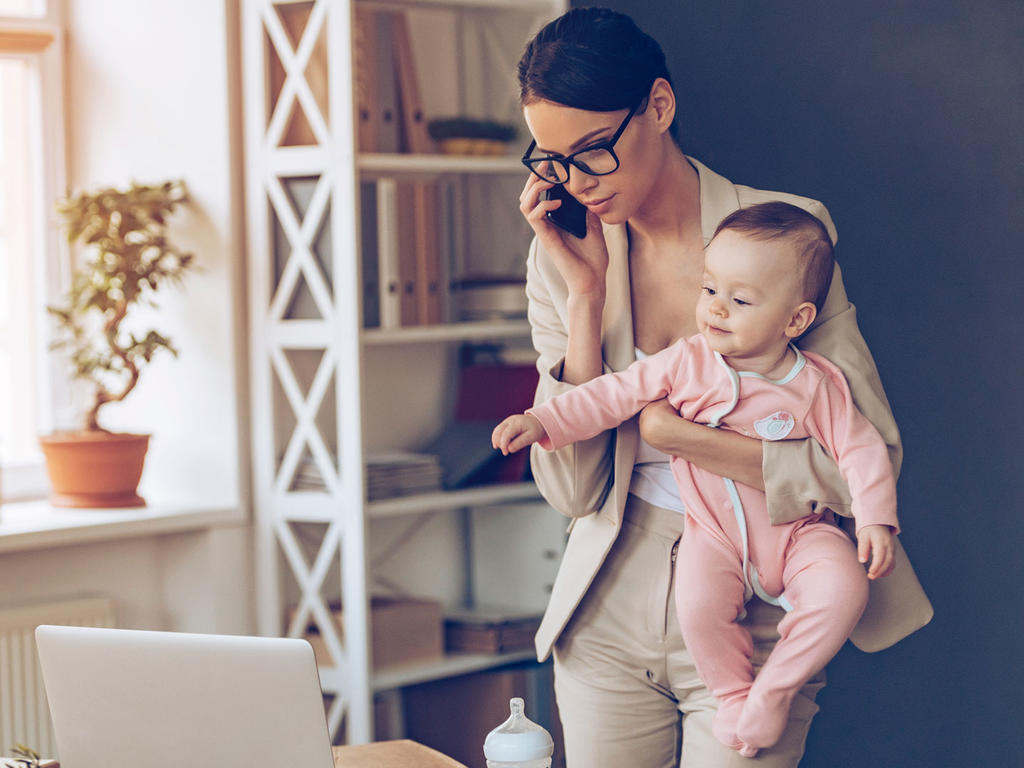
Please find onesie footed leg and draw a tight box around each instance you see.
[734,686,796,752]
[710,688,749,754]
[736,524,869,752]
[674,527,756,756]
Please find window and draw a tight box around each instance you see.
[0,0,65,501]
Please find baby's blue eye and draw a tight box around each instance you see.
[702,286,715,295]
[733,298,749,306]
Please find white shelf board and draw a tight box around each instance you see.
[368,482,541,518]
[0,499,243,553]
[270,319,531,348]
[371,648,538,691]
[360,0,558,12]
[358,153,524,178]
[362,320,531,345]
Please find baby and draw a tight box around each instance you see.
[492,201,899,757]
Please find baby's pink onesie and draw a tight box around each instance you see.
[528,334,899,753]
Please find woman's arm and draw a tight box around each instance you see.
[526,237,618,518]
[763,261,902,524]
[638,400,765,490]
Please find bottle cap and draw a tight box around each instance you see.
[483,698,554,762]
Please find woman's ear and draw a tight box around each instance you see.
[647,77,676,135]
[785,302,818,339]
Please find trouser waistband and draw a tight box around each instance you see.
[623,492,685,540]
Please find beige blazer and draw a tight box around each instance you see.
[528,157,933,660]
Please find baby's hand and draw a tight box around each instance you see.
[491,414,547,455]
[857,524,896,580]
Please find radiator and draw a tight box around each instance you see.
[0,596,116,759]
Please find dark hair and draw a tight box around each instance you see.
[517,7,679,140]
[713,202,835,314]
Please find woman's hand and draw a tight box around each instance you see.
[638,399,766,491]
[520,172,609,300]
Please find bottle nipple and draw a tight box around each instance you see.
[483,697,554,766]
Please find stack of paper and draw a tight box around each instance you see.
[292,454,336,492]
[366,451,443,500]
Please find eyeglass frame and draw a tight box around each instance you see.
[520,103,639,184]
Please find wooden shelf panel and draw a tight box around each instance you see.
[368,482,541,518]
[359,0,558,11]
[358,152,524,177]
[266,319,531,348]
[370,649,537,691]
[362,320,531,345]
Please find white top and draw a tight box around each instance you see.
[628,347,687,514]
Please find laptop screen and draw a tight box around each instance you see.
[36,625,335,768]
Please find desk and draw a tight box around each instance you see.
[332,740,467,767]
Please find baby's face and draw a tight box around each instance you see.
[697,230,806,361]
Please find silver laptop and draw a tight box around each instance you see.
[35,625,335,768]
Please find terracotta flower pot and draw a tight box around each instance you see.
[38,432,150,508]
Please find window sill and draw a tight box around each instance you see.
[0,499,244,554]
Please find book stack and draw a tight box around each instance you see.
[366,451,443,500]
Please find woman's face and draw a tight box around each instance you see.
[522,99,665,226]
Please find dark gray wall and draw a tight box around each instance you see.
[577,1,1023,765]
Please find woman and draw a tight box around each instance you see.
[516,8,932,768]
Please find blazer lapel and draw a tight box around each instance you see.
[597,159,741,523]
[690,156,743,245]
[600,222,640,521]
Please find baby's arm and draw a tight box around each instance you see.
[492,413,547,455]
[491,341,685,461]
[802,354,900,579]
[527,341,684,451]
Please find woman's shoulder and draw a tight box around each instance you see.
[688,156,838,245]
[734,184,838,244]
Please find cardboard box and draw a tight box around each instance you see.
[301,597,444,670]
[332,739,466,767]
[444,609,542,654]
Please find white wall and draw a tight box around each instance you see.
[64,0,245,508]
[2,0,253,635]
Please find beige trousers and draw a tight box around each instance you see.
[552,494,825,768]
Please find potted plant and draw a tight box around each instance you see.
[39,180,195,508]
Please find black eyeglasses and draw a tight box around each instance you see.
[521,104,638,184]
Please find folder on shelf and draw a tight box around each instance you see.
[360,181,381,328]
[413,181,442,325]
[373,11,400,153]
[353,7,379,153]
[376,179,401,328]
[391,11,434,154]
[373,179,446,329]
[396,182,420,326]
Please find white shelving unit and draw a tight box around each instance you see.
[242,0,565,745]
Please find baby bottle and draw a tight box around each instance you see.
[483,697,554,768]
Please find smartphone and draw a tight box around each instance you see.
[544,185,588,239]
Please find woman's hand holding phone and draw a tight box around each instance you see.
[519,173,609,301]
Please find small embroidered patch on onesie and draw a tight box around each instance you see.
[753,411,796,440]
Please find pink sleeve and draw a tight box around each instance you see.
[527,341,685,451]
[802,355,900,534]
